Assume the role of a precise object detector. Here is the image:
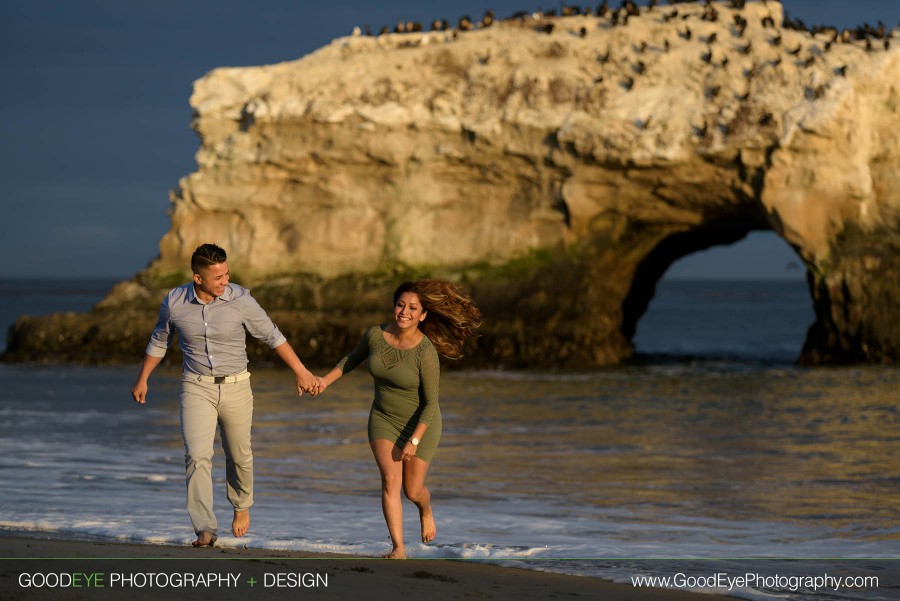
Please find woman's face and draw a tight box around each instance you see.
[394,292,426,331]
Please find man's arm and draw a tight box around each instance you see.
[239,293,315,394]
[274,341,318,396]
[133,295,173,404]
[132,354,163,404]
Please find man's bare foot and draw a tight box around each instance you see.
[191,532,216,547]
[381,546,406,559]
[232,510,250,537]
[420,505,436,543]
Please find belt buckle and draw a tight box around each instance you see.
[213,376,226,384]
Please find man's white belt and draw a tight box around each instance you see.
[196,370,251,384]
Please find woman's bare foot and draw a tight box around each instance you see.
[232,510,250,537]
[381,546,406,559]
[420,505,436,543]
[191,532,216,547]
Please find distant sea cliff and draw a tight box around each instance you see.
[5,1,900,367]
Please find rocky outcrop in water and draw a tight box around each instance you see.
[5,1,900,367]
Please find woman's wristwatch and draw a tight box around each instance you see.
[411,437,420,446]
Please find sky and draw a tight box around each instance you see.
[1,1,897,279]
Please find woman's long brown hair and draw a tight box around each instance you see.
[393,280,481,359]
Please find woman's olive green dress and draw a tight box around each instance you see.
[336,325,442,462]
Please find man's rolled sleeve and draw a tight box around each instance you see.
[145,298,174,358]
[241,295,287,349]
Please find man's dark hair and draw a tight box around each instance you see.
[191,243,227,274]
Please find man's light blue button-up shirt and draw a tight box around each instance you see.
[146,282,287,376]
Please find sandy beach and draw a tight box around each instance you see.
[0,534,735,601]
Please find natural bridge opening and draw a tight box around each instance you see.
[626,231,815,363]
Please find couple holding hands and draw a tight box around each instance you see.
[131,244,480,559]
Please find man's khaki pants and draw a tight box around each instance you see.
[180,375,254,536]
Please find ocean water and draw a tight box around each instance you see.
[1,278,898,600]
[0,278,119,351]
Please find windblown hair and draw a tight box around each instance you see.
[190,243,227,274]
[394,280,481,359]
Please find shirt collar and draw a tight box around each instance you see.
[187,283,234,304]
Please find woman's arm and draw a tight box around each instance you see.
[316,328,371,394]
[315,365,344,393]
[402,344,440,461]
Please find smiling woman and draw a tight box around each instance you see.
[315,279,480,559]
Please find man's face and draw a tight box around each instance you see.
[193,262,229,300]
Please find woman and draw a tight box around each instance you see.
[316,280,480,559]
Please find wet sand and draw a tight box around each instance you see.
[0,534,734,601]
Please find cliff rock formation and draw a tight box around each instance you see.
[5,1,900,366]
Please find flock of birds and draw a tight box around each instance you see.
[345,0,897,141]
[351,0,898,52]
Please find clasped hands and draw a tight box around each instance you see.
[296,372,329,397]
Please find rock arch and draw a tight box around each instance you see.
[5,2,900,367]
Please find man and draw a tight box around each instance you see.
[131,243,318,547]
